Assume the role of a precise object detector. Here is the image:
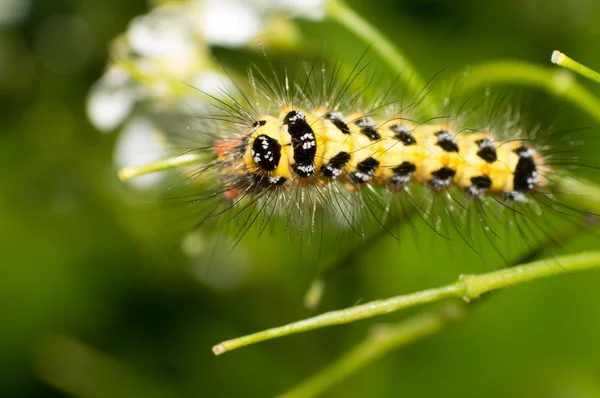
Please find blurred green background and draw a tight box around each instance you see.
[2,0,600,397]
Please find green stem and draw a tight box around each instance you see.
[213,251,600,355]
[551,50,600,85]
[326,0,435,115]
[458,60,600,122]
[549,174,600,215]
[280,307,459,398]
[459,251,599,298]
[213,285,460,355]
[118,153,210,181]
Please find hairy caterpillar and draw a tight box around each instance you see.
[120,54,596,265]
[215,105,545,203]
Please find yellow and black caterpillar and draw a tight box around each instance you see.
[215,104,547,203]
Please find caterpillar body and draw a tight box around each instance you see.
[215,104,547,204]
[126,56,596,260]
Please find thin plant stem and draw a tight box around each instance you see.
[279,305,462,398]
[212,251,600,355]
[550,174,600,215]
[551,51,600,85]
[326,0,436,115]
[457,60,600,122]
[118,153,210,181]
[214,285,460,355]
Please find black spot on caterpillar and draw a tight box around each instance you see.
[283,110,317,178]
[390,124,416,146]
[251,134,281,171]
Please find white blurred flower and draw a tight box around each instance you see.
[113,117,169,190]
[284,0,327,21]
[191,70,235,97]
[127,6,201,76]
[127,4,208,102]
[196,0,326,47]
[199,0,261,47]
[88,2,209,133]
[86,66,136,132]
[247,0,326,21]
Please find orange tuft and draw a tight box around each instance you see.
[224,188,243,200]
[280,104,294,115]
[213,140,237,157]
[313,106,328,117]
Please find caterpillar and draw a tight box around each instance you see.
[214,105,546,204]
[118,54,596,263]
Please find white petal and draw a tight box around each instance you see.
[127,8,200,77]
[201,0,261,47]
[86,81,136,133]
[113,117,168,189]
[192,71,234,97]
[156,31,198,76]
[103,64,131,87]
[127,15,163,56]
[281,0,326,20]
[239,0,326,20]
[128,11,195,57]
